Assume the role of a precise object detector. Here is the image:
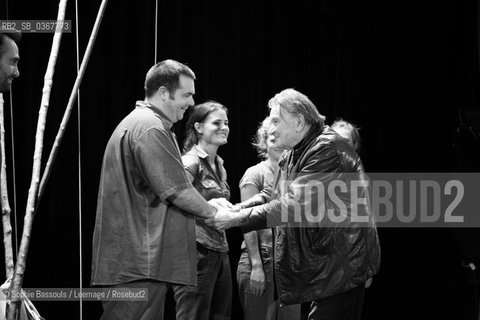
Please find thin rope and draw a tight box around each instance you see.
[154,0,158,63]
[74,0,83,318]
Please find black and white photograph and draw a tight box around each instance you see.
[0,0,479,319]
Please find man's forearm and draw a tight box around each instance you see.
[170,188,216,218]
[240,198,284,233]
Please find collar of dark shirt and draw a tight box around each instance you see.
[190,144,225,167]
[135,100,174,131]
[189,145,227,182]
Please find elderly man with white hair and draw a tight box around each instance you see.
[208,88,380,320]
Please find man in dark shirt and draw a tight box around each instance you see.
[92,60,223,320]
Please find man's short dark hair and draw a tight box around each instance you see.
[0,32,21,58]
[144,59,196,98]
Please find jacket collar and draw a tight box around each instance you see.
[278,122,323,170]
[292,122,323,159]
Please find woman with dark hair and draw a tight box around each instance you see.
[236,117,300,320]
[173,100,232,320]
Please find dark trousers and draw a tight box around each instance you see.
[173,244,232,320]
[100,280,169,320]
[306,286,365,320]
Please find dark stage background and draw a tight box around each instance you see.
[1,0,480,319]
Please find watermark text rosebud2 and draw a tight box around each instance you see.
[371,178,463,224]
[266,173,479,228]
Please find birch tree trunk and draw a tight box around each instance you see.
[38,0,110,203]
[6,1,68,318]
[0,93,14,280]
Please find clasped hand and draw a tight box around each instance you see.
[206,198,242,231]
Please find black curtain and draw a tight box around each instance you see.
[0,0,479,319]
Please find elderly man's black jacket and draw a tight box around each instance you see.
[242,124,381,305]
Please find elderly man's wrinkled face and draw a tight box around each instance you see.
[269,104,299,149]
[0,36,20,93]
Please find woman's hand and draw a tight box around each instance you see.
[249,265,266,296]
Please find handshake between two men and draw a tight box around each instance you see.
[205,198,250,231]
